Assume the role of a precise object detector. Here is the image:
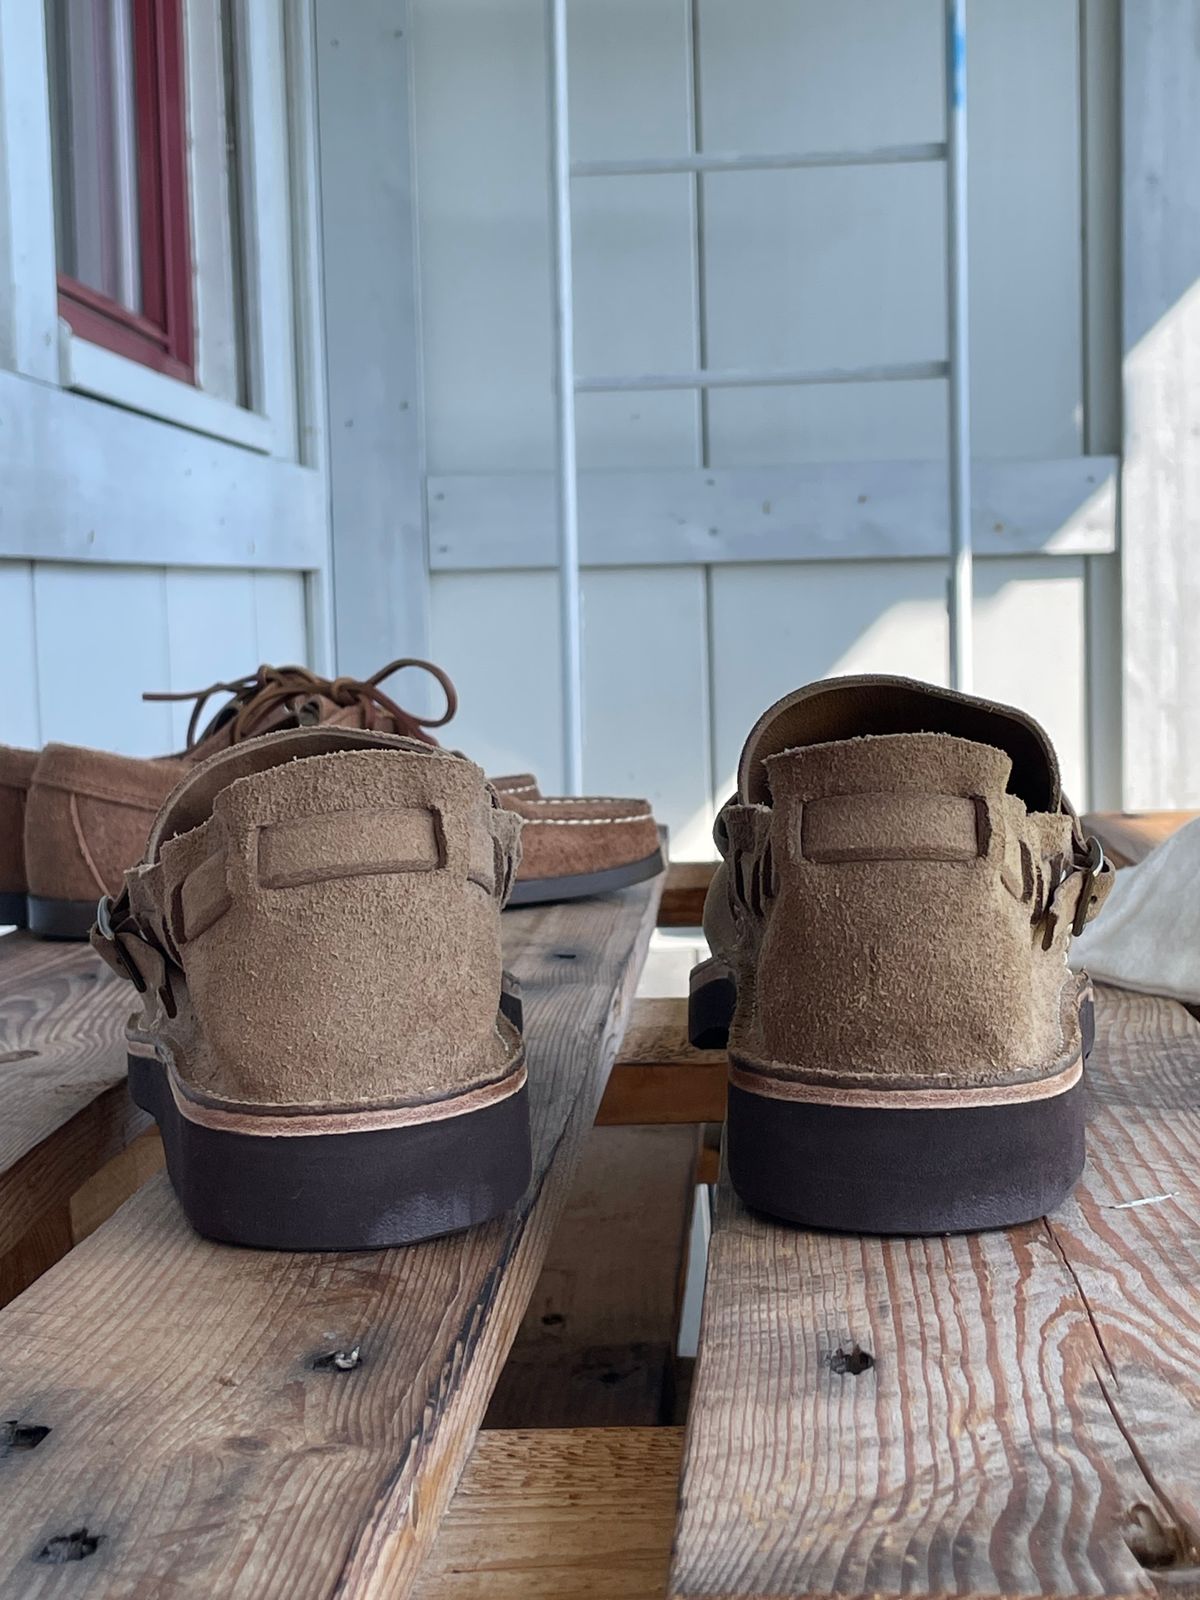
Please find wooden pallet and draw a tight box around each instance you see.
[0,874,671,1598]
[7,839,1199,1600]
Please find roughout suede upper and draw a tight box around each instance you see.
[706,675,1113,1094]
[0,746,37,898]
[95,729,524,1112]
[503,794,660,881]
[24,744,185,903]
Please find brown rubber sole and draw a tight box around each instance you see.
[0,890,27,928]
[695,955,1096,1234]
[506,846,665,907]
[128,1047,533,1251]
[26,896,98,940]
[726,1074,1086,1234]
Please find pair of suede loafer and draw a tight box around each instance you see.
[0,659,662,937]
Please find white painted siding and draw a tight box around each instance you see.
[0,561,308,755]
[413,0,1116,843]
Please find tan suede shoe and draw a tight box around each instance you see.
[23,744,186,938]
[14,660,455,940]
[502,793,664,905]
[0,746,37,927]
[694,674,1113,1235]
[92,727,530,1250]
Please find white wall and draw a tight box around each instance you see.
[411,0,1119,847]
[0,562,308,755]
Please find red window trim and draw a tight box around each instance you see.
[56,0,194,383]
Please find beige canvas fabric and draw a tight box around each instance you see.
[1069,816,1200,1005]
[93,728,523,1112]
[707,674,1112,1093]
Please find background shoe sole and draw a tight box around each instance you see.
[129,1054,532,1250]
[506,847,664,907]
[27,895,97,940]
[0,890,27,927]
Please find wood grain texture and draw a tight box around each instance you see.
[411,1426,683,1600]
[670,985,1200,1599]
[68,1129,165,1246]
[0,934,148,1262]
[485,1124,699,1427]
[0,875,662,1599]
[1082,810,1198,869]
[659,862,713,928]
[599,997,726,1126]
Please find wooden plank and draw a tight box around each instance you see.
[671,985,1200,1598]
[659,861,713,928]
[427,457,1118,570]
[484,1124,699,1428]
[0,875,662,1599]
[0,370,325,572]
[411,1426,683,1600]
[1121,0,1200,809]
[1083,809,1199,869]
[67,1130,164,1246]
[315,0,431,672]
[0,936,148,1268]
[599,997,725,1126]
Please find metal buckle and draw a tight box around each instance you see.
[94,894,147,993]
[1071,835,1105,937]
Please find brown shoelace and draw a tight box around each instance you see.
[144,658,458,751]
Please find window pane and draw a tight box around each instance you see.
[47,0,143,311]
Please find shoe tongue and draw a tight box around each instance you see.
[738,674,1060,813]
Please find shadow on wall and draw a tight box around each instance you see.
[432,557,1090,861]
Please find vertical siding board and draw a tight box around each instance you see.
[0,562,40,747]
[430,568,712,853]
[163,572,260,751]
[1120,0,1200,807]
[32,566,174,756]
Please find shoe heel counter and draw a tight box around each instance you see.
[748,763,1053,1083]
[164,752,516,1106]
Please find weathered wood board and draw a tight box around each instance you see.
[0,874,661,1598]
[671,986,1200,1598]
[0,936,148,1273]
[412,1426,683,1600]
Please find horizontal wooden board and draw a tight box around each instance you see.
[427,457,1118,570]
[671,986,1200,1598]
[0,369,325,571]
[598,997,726,1126]
[0,936,148,1271]
[0,876,662,1599]
[411,1426,683,1600]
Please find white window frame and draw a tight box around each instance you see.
[0,0,329,599]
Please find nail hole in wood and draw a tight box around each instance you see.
[1,1421,50,1452]
[541,1312,565,1328]
[554,950,577,961]
[1126,1503,1189,1570]
[311,1346,362,1373]
[35,1529,102,1564]
[827,1343,874,1376]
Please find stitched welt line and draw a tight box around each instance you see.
[68,791,110,899]
[528,815,649,827]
